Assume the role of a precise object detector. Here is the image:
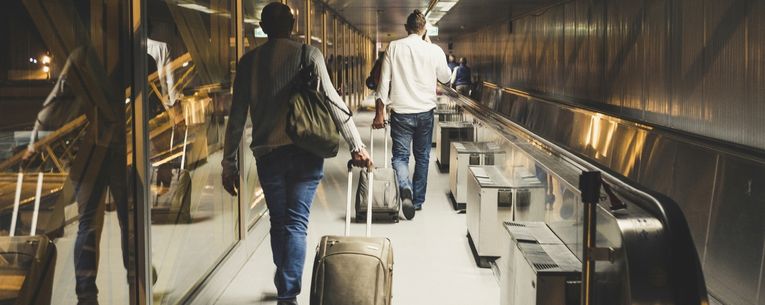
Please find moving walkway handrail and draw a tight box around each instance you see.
[440,84,708,304]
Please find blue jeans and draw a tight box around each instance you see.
[390,110,434,207]
[257,145,324,301]
[75,144,131,300]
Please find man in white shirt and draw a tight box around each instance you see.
[373,10,451,220]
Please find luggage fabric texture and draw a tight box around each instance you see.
[0,172,56,305]
[151,126,192,224]
[310,162,394,305]
[355,126,400,222]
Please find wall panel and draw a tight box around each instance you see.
[452,1,765,304]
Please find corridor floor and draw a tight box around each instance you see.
[213,112,499,305]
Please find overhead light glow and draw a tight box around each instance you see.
[426,23,439,37]
[434,1,457,11]
[41,55,51,64]
[426,0,459,25]
[244,18,259,25]
[177,3,217,14]
[254,27,267,38]
[42,66,50,73]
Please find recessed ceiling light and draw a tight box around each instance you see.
[426,0,460,25]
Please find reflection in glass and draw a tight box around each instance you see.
[146,0,238,304]
[241,1,270,228]
[0,0,135,304]
[310,1,322,49]
[287,0,306,43]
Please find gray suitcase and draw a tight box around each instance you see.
[310,162,394,305]
[0,172,57,305]
[355,127,400,222]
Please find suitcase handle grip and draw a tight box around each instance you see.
[369,125,389,169]
[345,165,374,237]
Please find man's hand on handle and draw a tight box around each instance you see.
[372,114,386,130]
[373,98,387,130]
[351,148,373,169]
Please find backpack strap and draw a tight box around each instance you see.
[299,44,353,118]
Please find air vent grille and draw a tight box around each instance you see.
[505,222,526,227]
[533,263,559,270]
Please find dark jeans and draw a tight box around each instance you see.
[257,145,324,301]
[75,145,131,300]
[390,110,434,207]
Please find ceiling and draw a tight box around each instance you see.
[324,0,566,43]
[324,0,431,42]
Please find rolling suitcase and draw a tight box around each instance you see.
[151,126,192,224]
[0,171,56,305]
[355,126,400,222]
[310,162,394,305]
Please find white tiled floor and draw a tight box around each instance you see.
[213,112,499,305]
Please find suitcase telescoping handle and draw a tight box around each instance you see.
[369,125,389,169]
[10,168,45,237]
[346,161,374,237]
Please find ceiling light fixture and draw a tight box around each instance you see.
[426,0,459,25]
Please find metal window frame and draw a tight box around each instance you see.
[128,0,152,304]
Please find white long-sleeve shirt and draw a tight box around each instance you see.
[377,34,451,114]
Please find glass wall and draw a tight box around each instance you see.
[241,1,269,229]
[0,1,370,304]
[327,14,337,84]
[0,0,137,304]
[144,0,239,304]
[310,1,322,49]
[287,0,306,43]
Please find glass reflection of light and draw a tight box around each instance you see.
[251,188,264,209]
[584,113,617,158]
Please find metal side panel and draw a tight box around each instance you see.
[444,86,710,304]
[669,142,719,260]
[704,156,765,305]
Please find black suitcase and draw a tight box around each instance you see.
[310,162,394,305]
[0,172,56,305]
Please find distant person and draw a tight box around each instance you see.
[451,57,472,96]
[221,3,371,305]
[447,54,458,72]
[373,9,451,220]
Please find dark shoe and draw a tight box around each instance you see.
[401,189,415,220]
[77,297,99,305]
[415,204,423,211]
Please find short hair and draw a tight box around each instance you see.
[261,2,294,35]
[405,10,426,33]
[447,54,456,62]
[459,57,467,65]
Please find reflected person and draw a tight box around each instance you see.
[21,47,133,305]
[221,3,371,305]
